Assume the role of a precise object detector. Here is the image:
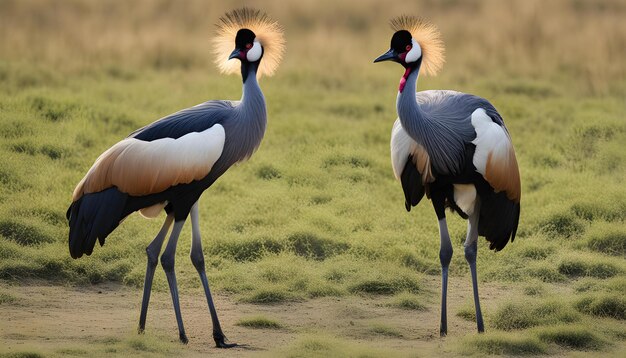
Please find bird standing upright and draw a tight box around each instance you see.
[374,16,520,336]
[66,8,285,347]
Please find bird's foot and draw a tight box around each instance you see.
[213,330,237,348]
[137,326,145,335]
[179,333,189,344]
[440,329,447,337]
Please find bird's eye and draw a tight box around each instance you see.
[245,43,253,49]
[405,45,412,51]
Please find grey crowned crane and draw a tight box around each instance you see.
[66,8,284,347]
[374,16,521,336]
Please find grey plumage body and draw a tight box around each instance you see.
[396,69,500,176]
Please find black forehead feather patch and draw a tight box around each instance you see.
[235,28,256,48]
[391,30,412,53]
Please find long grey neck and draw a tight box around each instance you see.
[227,62,267,163]
[396,66,424,143]
[203,63,267,184]
[238,63,266,121]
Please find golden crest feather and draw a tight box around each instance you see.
[390,16,445,76]
[213,8,285,78]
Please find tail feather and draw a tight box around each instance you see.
[477,187,520,251]
[67,187,127,259]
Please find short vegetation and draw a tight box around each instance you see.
[0,0,625,356]
[236,316,284,329]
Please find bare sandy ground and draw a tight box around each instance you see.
[0,277,514,357]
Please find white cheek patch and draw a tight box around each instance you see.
[246,40,262,62]
[405,39,422,64]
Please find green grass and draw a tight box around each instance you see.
[523,282,545,296]
[369,323,403,337]
[348,273,421,295]
[558,254,622,279]
[54,348,88,356]
[539,212,585,238]
[124,333,181,354]
[287,232,350,261]
[0,0,625,357]
[0,353,45,358]
[461,332,547,355]
[241,287,300,304]
[277,334,405,357]
[535,325,606,350]
[0,217,57,246]
[519,245,554,260]
[575,294,626,320]
[6,333,181,357]
[456,305,477,322]
[491,300,580,331]
[585,222,626,256]
[0,291,17,305]
[236,315,284,329]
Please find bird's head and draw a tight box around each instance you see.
[229,28,263,63]
[214,8,285,82]
[374,30,422,68]
[374,16,445,92]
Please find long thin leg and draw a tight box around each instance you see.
[464,206,484,333]
[439,218,453,337]
[138,214,174,333]
[189,202,237,348]
[161,220,188,344]
[432,192,453,337]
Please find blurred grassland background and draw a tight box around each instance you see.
[0,0,625,356]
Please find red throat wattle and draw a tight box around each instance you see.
[398,67,412,93]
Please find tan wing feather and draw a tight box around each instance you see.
[72,125,225,202]
[411,143,435,183]
[485,144,521,202]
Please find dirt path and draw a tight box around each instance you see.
[1,277,514,357]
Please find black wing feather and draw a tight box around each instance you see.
[475,179,520,251]
[400,155,426,212]
[130,100,235,141]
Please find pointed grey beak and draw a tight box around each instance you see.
[229,48,243,60]
[374,49,397,63]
